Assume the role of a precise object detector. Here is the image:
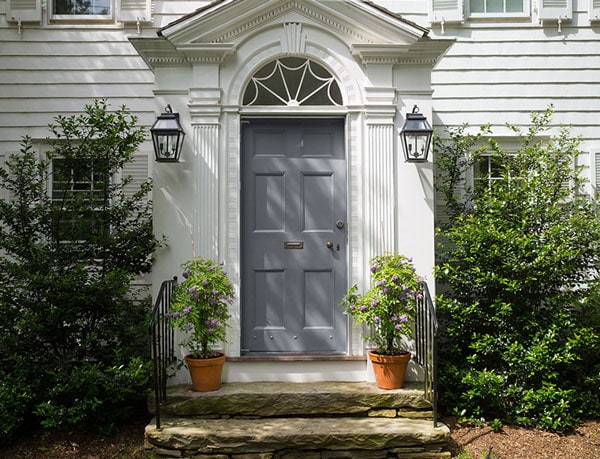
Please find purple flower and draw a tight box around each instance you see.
[401,284,408,291]
[202,280,209,286]
[373,316,381,323]
[164,312,171,319]
[399,315,408,323]
[186,322,193,330]
[376,279,386,286]
[382,288,389,294]
[193,292,200,300]
[182,271,189,279]
[172,312,180,318]
[392,275,399,282]
[188,286,197,293]
[211,319,220,327]
[370,266,378,273]
[207,328,215,335]
[360,305,367,312]
[394,324,402,330]
[183,306,191,314]
[212,289,219,296]
[349,305,356,311]
[370,299,379,307]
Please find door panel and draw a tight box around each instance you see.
[241,118,347,353]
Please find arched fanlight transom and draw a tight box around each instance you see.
[243,57,342,106]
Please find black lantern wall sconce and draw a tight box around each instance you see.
[400,105,433,163]
[150,105,185,163]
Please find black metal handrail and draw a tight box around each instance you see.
[149,277,177,430]
[414,282,439,427]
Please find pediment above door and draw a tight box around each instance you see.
[131,0,453,70]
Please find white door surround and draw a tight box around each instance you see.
[131,0,452,381]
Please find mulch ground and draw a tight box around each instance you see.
[0,415,598,458]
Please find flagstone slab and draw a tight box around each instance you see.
[145,416,450,454]
[153,381,432,418]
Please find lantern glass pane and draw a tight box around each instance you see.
[404,133,430,160]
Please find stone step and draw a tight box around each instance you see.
[151,381,434,419]
[144,416,451,459]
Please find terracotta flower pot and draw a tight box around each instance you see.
[368,350,410,390]
[184,353,226,392]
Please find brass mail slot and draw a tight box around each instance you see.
[284,241,304,249]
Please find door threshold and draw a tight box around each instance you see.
[228,354,366,362]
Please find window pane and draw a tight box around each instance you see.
[506,0,523,12]
[486,0,504,12]
[470,0,485,13]
[54,0,110,15]
[52,158,109,241]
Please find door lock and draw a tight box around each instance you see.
[336,220,345,229]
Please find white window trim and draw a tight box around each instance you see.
[49,0,114,23]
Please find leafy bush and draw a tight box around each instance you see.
[0,100,159,443]
[435,108,600,430]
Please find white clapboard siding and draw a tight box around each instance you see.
[538,0,573,20]
[6,0,41,23]
[430,0,464,23]
[591,0,600,21]
[117,0,152,23]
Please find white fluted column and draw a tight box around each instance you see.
[189,88,222,261]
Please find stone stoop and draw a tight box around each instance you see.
[144,382,450,458]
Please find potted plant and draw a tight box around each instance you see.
[166,257,234,391]
[341,253,424,389]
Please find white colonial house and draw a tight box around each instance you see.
[1,0,599,387]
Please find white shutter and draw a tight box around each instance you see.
[591,0,600,21]
[0,154,6,203]
[6,0,42,23]
[117,0,151,23]
[595,152,600,193]
[538,0,572,20]
[121,153,149,198]
[430,0,464,23]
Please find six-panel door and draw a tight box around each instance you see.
[241,118,347,353]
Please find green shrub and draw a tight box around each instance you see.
[0,100,159,439]
[435,108,600,430]
[0,372,32,445]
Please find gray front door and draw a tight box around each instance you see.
[241,118,347,353]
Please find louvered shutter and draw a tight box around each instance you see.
[595,152,600,194]
[117,0,151,23]
[591,0,600,21]
[430,0,464,23]
[538,0,572,20]
[6,0,42,23]
[0,154,6,203]
[121,153,150,198]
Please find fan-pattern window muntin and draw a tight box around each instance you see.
[243,57,343,107]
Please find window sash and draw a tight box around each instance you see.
[52,0,111,17]
[51,158,109,241]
